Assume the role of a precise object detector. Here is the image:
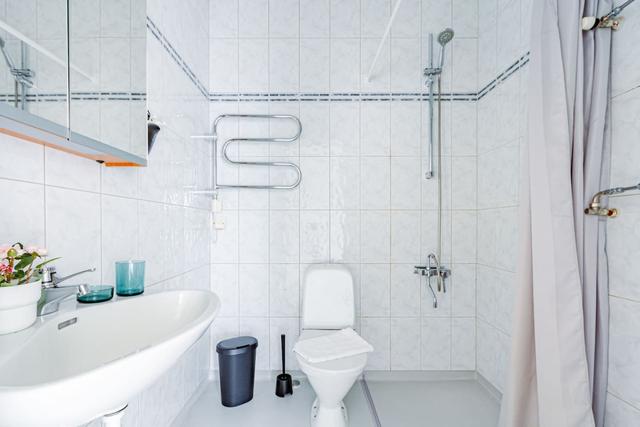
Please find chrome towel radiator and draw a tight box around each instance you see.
[193,114,302,193]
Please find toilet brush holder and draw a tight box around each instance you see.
[275,334,293,397]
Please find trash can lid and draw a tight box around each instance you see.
[216,336,258,354]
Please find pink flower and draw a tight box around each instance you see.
[0,263,12,274]
[26,246,47,256]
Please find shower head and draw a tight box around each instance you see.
[437,28,455,46]
[436,28,454,70]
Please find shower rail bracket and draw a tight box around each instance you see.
[584,182,640,218]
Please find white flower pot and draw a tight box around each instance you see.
[0,281,42,334]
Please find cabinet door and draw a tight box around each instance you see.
[68,0,147,161]
[0,0,69,129]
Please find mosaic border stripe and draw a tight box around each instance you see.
[477,52,530,100]
[146,17,208,99]
[208,92,478,102]
[4,45,528,104]
[0,92,147,102]
[208,53,530,103]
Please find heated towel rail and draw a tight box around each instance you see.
[192,114,302,193]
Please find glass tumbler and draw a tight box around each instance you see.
[115,260,145,296]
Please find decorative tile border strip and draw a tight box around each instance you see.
[208,53,530,103]
[0,92,146,102]
[146,17,208,99]
[3,48,528,104]
[208,92,478,102]
[477,52,530,100]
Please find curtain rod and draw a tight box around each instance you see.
[366,0,404,82]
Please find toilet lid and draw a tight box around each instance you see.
[296,330,368,373]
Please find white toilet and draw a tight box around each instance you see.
[295,264,367,427]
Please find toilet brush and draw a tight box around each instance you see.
[275,334,293,397]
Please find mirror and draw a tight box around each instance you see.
[0,0,69,129]
[69,0,147,160]
[0,0,147,166]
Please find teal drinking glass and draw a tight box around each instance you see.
[115,260,145,296]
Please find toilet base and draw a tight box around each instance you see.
[310,398,348,427]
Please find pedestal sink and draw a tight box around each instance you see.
[0,289,219,427]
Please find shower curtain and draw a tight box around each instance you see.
[499,0,612,426]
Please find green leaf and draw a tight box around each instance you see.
[14,254,35,270]
[34,257,60,270]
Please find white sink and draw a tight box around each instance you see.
[0,290,219,427]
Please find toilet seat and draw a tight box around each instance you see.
[296,329,368,375]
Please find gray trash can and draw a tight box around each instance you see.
[216,336,258,407]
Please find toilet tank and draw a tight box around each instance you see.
[301,264,354,330]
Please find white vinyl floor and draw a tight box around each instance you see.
[172,375,500,427]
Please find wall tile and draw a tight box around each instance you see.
[210,0,238,38]
[331,39,361,92]
[0,179,45,248]
[360,102,391,156]
[300,157,330,209]
[269,210,300,263]
[391,211,421,263]
[362,263,391,316]
[361,211,391,263]
[239,264,269,317]
[330,210,361,263]
[361,317,391,370]
[390,317,421,370]
[269,0,299,38]
[391,157,421,209]
[269,39,300,92]
[390,264,420,316]
[212,264,239,317]
[330,0,361,37]
[239,210,269,263]
[421,317,451,369]
[269,264,300,316]
[452,317,475,369]
[330,102,360,156]
[361,157,391,209]
[300,38,331,92]
[300,0,330,37]
[101,195,139,284]
[238,0,268,37]
[300,210,330,263]
[605,393,640,427]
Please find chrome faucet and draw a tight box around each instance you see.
[414,254,451,308]
[38,266,95,316]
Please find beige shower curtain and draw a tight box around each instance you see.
[498,0,612,426]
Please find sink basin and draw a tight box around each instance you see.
[0,289,219,427]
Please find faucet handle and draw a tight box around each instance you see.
[40,265,57,285]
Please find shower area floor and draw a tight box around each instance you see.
[172,373,500,427]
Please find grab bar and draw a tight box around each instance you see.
[191,114,303,193]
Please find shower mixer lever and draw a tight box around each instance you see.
[414,255,451,309]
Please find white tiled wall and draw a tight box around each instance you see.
[0,1,211,426]
[476,0,529,392]
[605,2,640,424]
[208,0,479,373]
